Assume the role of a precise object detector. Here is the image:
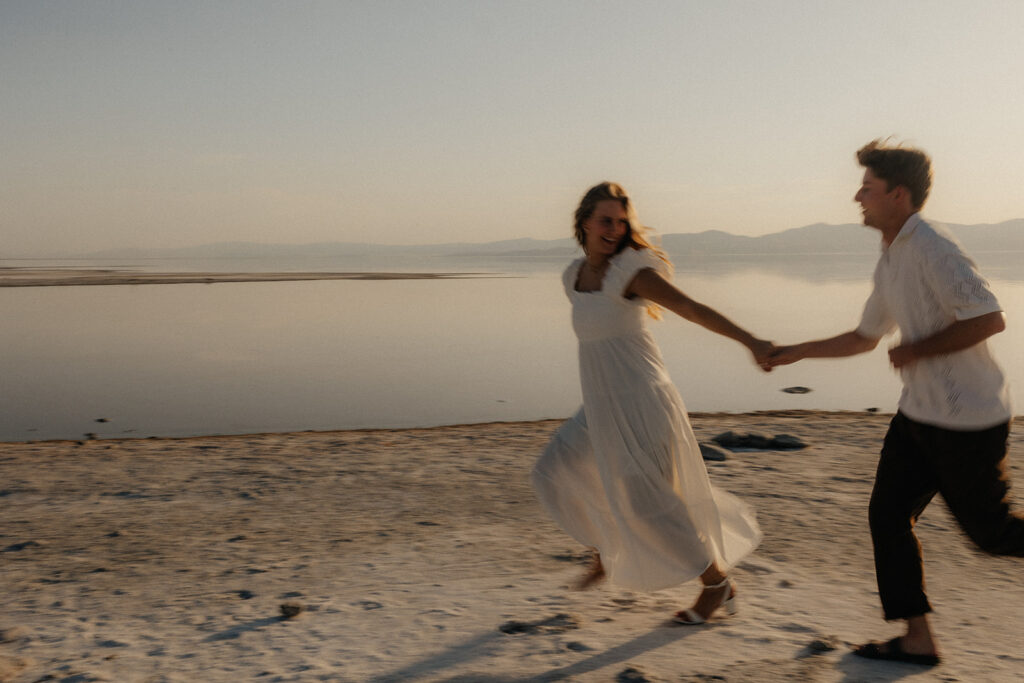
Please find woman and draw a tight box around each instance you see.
[532,182,769,624]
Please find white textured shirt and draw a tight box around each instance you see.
[857,214,1012,429]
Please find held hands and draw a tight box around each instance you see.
[761,344,805,371]
[748,339,777,372]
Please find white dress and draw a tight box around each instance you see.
[532,247,761,591]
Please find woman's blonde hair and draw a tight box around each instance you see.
[573,181,672,319]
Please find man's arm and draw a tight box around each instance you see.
[888,311,1005,368]
[769,330,880,367]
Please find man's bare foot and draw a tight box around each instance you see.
[898,633,939,657]
[853,636,940,666]
[573,552,605,590]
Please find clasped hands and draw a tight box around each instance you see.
[750,340,918,372]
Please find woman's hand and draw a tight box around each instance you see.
[748,339,777,372]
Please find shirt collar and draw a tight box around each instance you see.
[885,213,923,251]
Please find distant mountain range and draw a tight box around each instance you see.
[21,218,1024,262]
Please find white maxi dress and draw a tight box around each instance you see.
[532,247,761,591]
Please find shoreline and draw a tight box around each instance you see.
[3,411,1024,681]
[1,410,900,445]
[0,268,501,287]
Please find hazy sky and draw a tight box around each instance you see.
[4,1,1024,255]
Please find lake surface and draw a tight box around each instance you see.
[2,254,1022,441]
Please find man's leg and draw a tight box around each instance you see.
[932,421,1024,557]
[869,413,940,620]
[857,413,942,661]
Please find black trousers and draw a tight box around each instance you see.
[869,412,1024,620]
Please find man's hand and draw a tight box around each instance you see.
[766,344,804,369]
[749,339,777,372]
[888,344,917,369]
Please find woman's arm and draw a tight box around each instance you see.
[627,268,775,367]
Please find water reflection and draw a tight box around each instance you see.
[2,259,1022,441]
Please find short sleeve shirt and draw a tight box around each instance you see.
[856,214,1011,429]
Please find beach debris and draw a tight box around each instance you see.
[98,638,129,648]
[550,550,590,564]
[236,590,255,600]
[782,386,812,394]
[84,432,98,440]
[279,602,305,619]
[2,540,42,553]
[699,442,729,461]
[95,417,109,423]
[499,613,581,635]
[712,431,808,451]
[866,407,879,412]
[797,635,842,658]
[616,667,658,683]
[808,636,840,653]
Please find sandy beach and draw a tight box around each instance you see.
[2,411,1023,682]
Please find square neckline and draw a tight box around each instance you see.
[573,258,606,294]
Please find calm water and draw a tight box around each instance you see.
[2,255,1022,441]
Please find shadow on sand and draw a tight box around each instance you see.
[372,624,934,682]
[202,616,287,642]
[372,621,696,682]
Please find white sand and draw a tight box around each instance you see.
[2,411,1023,682]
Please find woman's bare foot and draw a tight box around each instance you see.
[687,580,734,620]
[673,577,735,624]
[573,551,605,590]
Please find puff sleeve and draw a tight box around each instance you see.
[604,247,672,299]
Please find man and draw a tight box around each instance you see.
[769,139,1024,666]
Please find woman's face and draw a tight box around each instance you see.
[583,199,630,257]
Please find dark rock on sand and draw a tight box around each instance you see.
[769,434,808,450]
[616,667,659,682]
[279,602,305,619]
[807,636,840,653]
[713,431,772,449]
[712,431,808,450]
[2,541,42,552]
[699,442,729,461]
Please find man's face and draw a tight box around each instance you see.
[854,169,900,229]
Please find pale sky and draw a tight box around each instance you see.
[4,0,1024,256]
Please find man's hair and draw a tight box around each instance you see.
[856,139,932,210]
